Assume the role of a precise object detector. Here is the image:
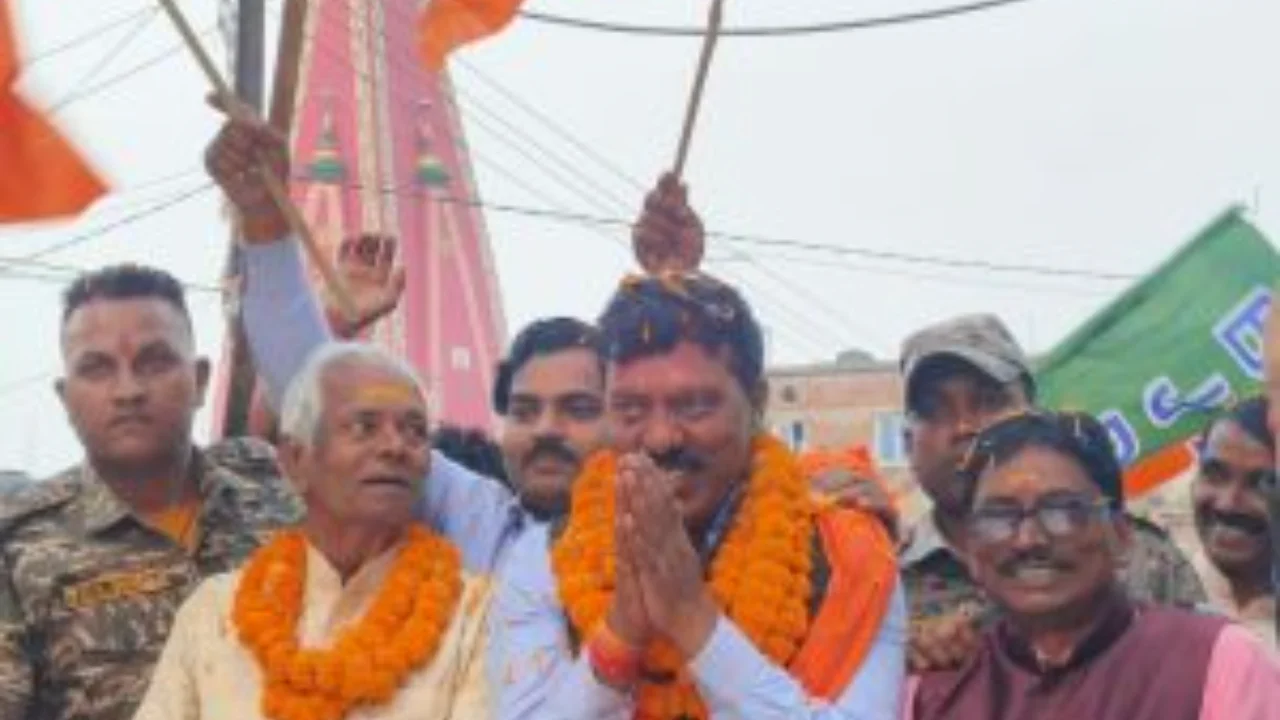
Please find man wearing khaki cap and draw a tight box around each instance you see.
[897,313,1206,671]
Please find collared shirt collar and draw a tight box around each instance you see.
[998,589,1136,675]
[1192,545,1278,650]
[900,509,962,568]
[74,449,252,537]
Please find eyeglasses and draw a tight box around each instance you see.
[968,494,1115,544]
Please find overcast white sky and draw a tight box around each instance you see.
[2,0,1278,476]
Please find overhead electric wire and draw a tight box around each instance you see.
[2,182,216,265]
[723,248,1115,297]
[282,1,833,356]
[0,255,221,294]
[359,1,858,351]
[346,0,1122,284]
[291,12,632,266]
[48,8,160,114]
[448,56,890,345]
[46,24,221,118]
[25,5,156,66]
[454,58,646,193]
[0,371,56,399]
[450,83,639,213]
[517,0,1041,37]
[271,0,1111,355]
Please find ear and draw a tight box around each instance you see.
[54,377,67,404]
[193,357,211,409]
[277,435,311,496]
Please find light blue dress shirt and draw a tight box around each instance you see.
[240,237,524,574]
[243,237,908,718]
[491,523,907,720]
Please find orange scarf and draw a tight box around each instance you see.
[553,435,897,718]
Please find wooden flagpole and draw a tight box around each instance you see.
[155,0,357,321]
[673,0,726,180]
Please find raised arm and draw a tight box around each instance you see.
[206,109,517,574]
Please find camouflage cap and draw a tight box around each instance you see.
[900,313,1031,409]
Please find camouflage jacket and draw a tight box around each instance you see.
[0,438,303,720]
[901,511,1208,629]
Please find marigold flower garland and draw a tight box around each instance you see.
[552,434,815,720]
[232,525,462,720]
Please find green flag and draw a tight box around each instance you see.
[1036,207,1278,495]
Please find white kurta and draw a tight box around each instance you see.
[133,541,492,720]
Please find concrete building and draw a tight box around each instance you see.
[766,349,926,518]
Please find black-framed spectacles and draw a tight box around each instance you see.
[968,494,1115,544]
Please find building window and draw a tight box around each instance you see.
[777,421,806,451]
[873,411,907,466]
[780,385,798,404]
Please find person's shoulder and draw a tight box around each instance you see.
[1133,602,1232,645]
[204,436,282,480]
[0,467,83,538]
[1124,513,1198,569]
[170,569,243,636]
[910,637,1000,715]
[813,504,898,573]
[1126,512,1173,540]
[203,437,304,526]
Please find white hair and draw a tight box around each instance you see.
[279,341,426,446]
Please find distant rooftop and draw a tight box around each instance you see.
[768,348,896,377]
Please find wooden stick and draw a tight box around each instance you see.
[673,0,726,180]
[154,0,357,321]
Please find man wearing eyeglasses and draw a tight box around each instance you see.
[906,412,1279,719]
[1191,396,1277,652]
[896,314,1206,671]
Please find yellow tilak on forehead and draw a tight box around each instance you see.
[997,470,1045,494]
[354,381,419,406]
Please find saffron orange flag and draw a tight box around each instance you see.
[1,0,107,223]
[417,0,528,71]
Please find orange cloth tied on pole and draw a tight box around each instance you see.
[0,0,106,222]
[417,0,528,71]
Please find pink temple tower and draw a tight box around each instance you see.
[221,0,507,431]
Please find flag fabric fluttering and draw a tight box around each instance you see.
[0,0,107,223]
[1036,208,1279,497]
[417,0,527,71]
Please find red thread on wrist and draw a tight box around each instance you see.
[587,622,640,689]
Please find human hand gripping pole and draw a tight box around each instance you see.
[155,0,357,322]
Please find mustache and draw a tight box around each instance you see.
[649,447,706,474]
[1203,509,1269,535]
[522,436,579,468]
[997,547,1073,578]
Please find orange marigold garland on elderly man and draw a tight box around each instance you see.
[552,434,816,720]
[232,525,462,720]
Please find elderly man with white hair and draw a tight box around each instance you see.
[133,343,492,720]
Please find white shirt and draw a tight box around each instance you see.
[133,540,493,720]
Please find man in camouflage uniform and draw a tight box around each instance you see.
[897,314,1206,670]
[0,266,303,720]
